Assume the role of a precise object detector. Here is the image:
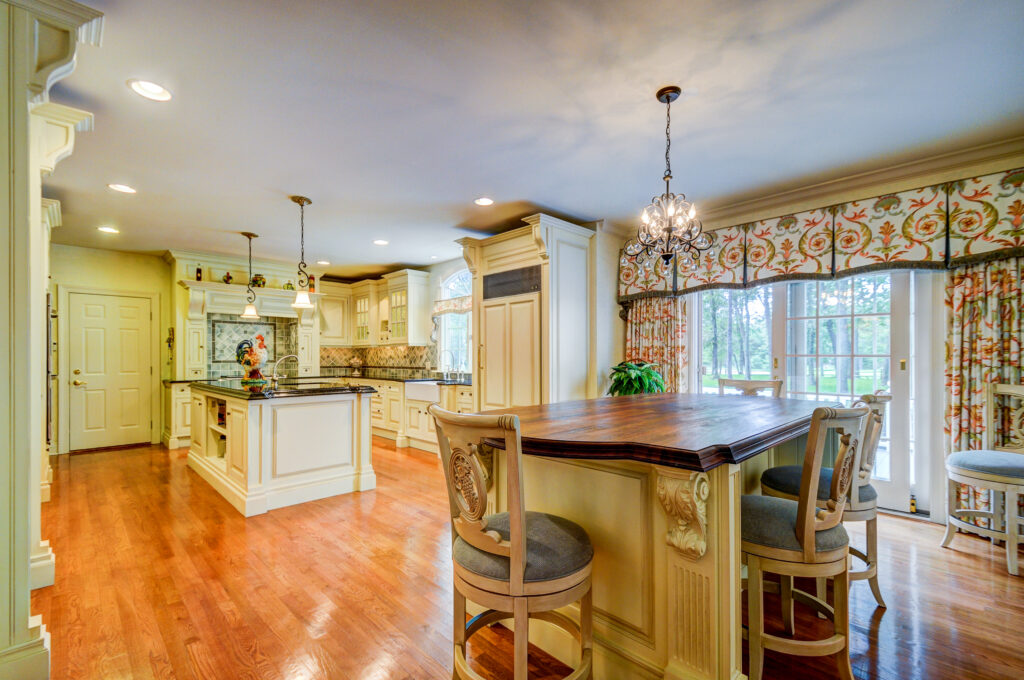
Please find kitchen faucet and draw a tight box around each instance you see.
[439,349,456,382]
[270,354,299,387]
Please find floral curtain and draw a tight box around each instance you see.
[944,256,1024,525]
[625,296,687,393]
[431,295,472,316]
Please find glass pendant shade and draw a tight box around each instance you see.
[291,290,313,309]
[240,302,260,319]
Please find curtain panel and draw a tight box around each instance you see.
[625,296,688,393]
[944,256,1024,525]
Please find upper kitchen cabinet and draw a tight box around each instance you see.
[382,270,430,346]
[351,279,380,346]
[318,280,353,347]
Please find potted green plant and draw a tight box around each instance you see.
[607,361,667,396]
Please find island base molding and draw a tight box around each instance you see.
[480,453,746,679]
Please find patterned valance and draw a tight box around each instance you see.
[618,166,1024,303]
[431,295,472,316]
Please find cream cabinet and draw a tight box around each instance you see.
[405,398,438,452]
[382,270,430,346]
[319,281,352,346]
[479,293,540,411]
[185,321,206,378]
[441,384,475,414]
[384,382,403,432]
[297,328,317,375]
[163,383,193,448]
[226,404,247,486]
[352,280,379,346]
[190,393,205,456]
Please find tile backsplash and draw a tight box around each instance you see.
[321,344,436,369]
[207,313,297,377]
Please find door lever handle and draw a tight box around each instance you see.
[72,379,87,386]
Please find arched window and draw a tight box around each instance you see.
[436,269,472,374]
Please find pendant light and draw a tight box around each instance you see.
[290,195,314,309]
[240,232,260,319]
[623,86,713,271]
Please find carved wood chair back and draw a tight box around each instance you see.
[984,383,1024,454]
[718,378,783,398]
[848,392,890,511]
[795,406,870,562]
[428,404,528,593]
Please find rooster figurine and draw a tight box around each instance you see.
[236,334,269,384]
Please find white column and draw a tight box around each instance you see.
[0,2,102,677]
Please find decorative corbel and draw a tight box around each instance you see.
[41,197,62,233]
[31,102,93,176]
[657,470,710,560]
[18,0,104,105]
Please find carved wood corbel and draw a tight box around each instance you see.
[657,470,709,560]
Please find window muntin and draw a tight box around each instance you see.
[438,269,472,374]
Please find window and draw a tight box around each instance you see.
[785,274,892,403]
[699,288,773,393]
[437,269,472,374]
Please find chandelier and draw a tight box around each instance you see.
[290,195,314,309]
[240,232,260,319]
[623,86,713,270]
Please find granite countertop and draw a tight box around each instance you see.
[190,378,377,400]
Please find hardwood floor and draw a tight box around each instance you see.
[33,439,1024,679]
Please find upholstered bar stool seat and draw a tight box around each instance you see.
[762,466,878,504]
[453,511,593,583]
[946,450,1024,480]
[742,495,849,555]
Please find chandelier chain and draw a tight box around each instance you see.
[246,235,256,304]
[297,201,309,288]
[664,98,672,184]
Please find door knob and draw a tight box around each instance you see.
[73,368,81,375]
[72,379,87,386]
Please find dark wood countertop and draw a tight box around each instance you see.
[484,393,824,472]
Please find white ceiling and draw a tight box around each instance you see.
[45,0,1024,279]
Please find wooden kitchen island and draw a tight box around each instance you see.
[482,392,823,680]
[188,379,377,516]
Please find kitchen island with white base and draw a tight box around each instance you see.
[188,379,376,516]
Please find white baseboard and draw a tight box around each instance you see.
[0,624,49,680]
[29,542,55,590]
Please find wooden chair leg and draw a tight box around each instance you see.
[580,587,593,679]
[815,576,827,619]
[453,589,466,680]
[1006,490,1020,576]
[833,565,855,680]
[866,516,886,607]
[513,598,529,680]
[780,574,794,635]
[941,477,958,548]
[747,555,764,680]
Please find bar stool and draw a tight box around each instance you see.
[718,378,784,397]
[760,393,890,607]
[743,405,869,680]
[429,404,594,680]
[942,383,1024,575]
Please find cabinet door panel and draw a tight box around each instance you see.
[508,296,540,407]
[227,406,247,483]
[480,301,508,411]
[190,397,205,453]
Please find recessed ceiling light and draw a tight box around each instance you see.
[127,79,172,102]
[316,260,330,265]
[430,255,438,259]
[97,226,119,234]
[107,183,136,194]
[373,239,389,246]
[474,197,494,206]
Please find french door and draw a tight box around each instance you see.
[697,273,915,511]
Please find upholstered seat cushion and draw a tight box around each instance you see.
[761,465,877,504]
[946,450,1024,480]
[453,511,593,583]
[741,495,849,554]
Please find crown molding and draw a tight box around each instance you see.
[698,135,1024,230]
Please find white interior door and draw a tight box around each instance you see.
[68,292,152,450]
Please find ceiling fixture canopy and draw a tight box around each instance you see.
[290,195,314,309]
[240,232,260,320]
[623,85,713,270]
